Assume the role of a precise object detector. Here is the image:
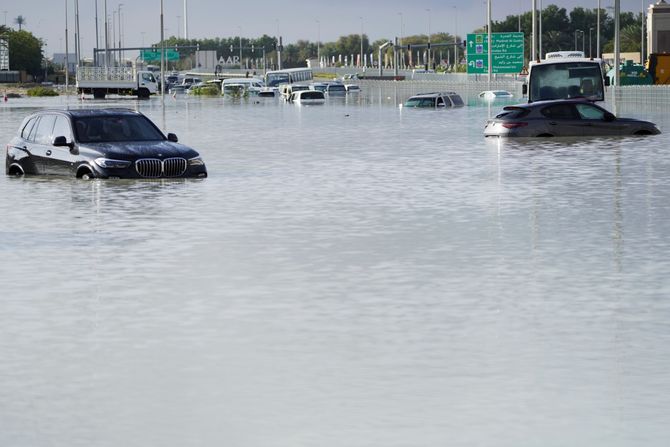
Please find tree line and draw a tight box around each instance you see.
[0,5,646,78]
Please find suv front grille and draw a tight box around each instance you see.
[135,158,187,178]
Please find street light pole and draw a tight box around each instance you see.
[453,6,458,71]
[539,0,543,58]
[104,0,109,67]
[641,0,645,64]
[589,27,593,58]
[487,0,491,83]
[238,27,243,70]
[118,3,123,64]
[359,16,363,68]
[531,0,537,60]
[316,19,320,66]
[398,12,403,69]
[426,8,431,69]
[65,0,69,88]
[575,29,581,51]
[597,0,601,58]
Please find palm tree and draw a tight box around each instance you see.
[14,15,26,31]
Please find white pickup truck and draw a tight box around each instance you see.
[76,66,158,99]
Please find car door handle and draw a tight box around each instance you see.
[46,150,52,156]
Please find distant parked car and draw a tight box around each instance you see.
[325,82,347,96]
[479,90,514,100]
[484,99,661,137]
[403,92,464,108]
[288,90,326,105]
[6,108,207,179]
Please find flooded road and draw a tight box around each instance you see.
[1,93,670,446]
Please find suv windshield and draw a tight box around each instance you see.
[74,115,166,143]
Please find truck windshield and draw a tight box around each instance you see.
[529,61,604,102]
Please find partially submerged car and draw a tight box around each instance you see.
[6,108,207,179]
[484,99,660,137]
[287,90,326,105]
[403,92,464,108]
[479,90,514,100]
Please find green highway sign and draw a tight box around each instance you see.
[140,49,180,62]
[466,32,524,74]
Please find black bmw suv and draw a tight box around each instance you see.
[5,108,207,179]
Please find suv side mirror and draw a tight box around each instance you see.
[167,133,178,142]
[53,135,73,148]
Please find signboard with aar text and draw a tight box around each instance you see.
[466,32,524,74]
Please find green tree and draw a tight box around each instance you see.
[6,29,43,75]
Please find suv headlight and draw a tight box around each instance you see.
[94,158,131,168]
[188,156,205,166]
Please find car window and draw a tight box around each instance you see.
[449,95,464,106]
[541,104,580,119]
[436,96,446,107]
[34,114,56,145]
[575,103,607,120]
[496,107,530,119]
[419,98,435,107]
[74,115,165,143]
[21,117,38,140]
[52,116,73,141]
[27,117,41,142]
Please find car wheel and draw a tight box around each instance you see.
[77,168,95,180]
[7,164,25,176]
[634,130,652,136]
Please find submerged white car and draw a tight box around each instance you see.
[479,90,514,100]
[288,90,326,105]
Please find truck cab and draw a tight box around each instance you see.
[524,52,608,103]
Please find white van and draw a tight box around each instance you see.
[221,77,264,96]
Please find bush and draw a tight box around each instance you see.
[26,86,59,97]
[188,85,220,96]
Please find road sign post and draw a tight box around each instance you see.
[466,32,524,74]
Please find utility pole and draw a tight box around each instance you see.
[75,0,81,65]
[65,0,69,89]
[359,16,363,68]
[487,0,492,83]
[104,0,109,67]
[597,0,601,58]
[118,3,123,65]
[95,0,99,65]
[531,0,537,61]
[184,0,188,40]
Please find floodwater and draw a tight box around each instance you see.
[1,91,670,447]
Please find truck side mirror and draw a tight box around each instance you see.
[604,77,610,87]
[522,84,528,95]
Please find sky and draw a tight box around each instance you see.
[2,0,648,58]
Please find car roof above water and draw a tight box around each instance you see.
[35,108,143,118]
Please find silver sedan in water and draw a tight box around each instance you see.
[484,99,661,137]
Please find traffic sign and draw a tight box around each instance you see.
[141,49,180,62]
[466,32,524,74]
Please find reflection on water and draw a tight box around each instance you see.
[1,94,670,447]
